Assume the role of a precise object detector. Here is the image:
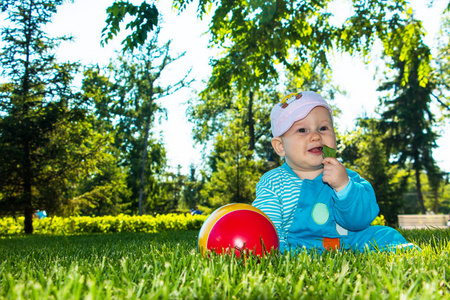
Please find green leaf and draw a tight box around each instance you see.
[322,145,336,158]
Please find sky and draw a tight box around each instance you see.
[15,0,450,174]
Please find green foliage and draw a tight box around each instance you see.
[339,115,450,217]
[72,163,131,217]
[97,1,450,224]
[82,27,191,215]
[371,214,386,226]
[1,230,450,299]
[182,164,206,210]
[174,0,414,99]
[402,171,450,214]
[382,11,431,87]
[0,0,109,233]
[160,165,206,213]
[201,121,264,207]
[378,14,440,214]
[156,166,186,213]
[339,119,409,225]
[432,11,450,118]
[102,1,159,52]
[69,68,133,216]
[0,214,208,235]
[2,0,449,226]
[322,145,336,159]
[181,0,444,217]
[439,183,450,213]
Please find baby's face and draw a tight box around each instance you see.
[278,106,336,176]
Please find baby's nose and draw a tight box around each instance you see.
[310,131,321,141]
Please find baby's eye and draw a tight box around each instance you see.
[298,128,307,133]
[319,126,329,131]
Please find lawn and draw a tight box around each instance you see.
[1,229,449,299]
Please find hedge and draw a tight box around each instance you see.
[1,213,386,235]
[0,214,208,235]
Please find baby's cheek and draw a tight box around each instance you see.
[330,137,337,148]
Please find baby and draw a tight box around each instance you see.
[253,91,414,252]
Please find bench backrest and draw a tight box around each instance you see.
[398,214,449,229]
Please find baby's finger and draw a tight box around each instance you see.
[322,157,338,165]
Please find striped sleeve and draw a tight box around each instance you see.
[254,177,283,235]
[253,167,302,251]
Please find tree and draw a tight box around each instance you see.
[101,1,450,214]
[181,164,205,211]
[71,153,132,216]
[95,27,191,215]
[431,9,450,117]
[103,0,408,154]
[189,63,338,166]
[425,165,445,214]
[72,68,132,216]
[0,0,107,233]
[378,15,440,214]
[83,59,167,216]
[201,120,263,207]
[153,166,183,213]
[401,170,450,214]
[188,85,279,158]
[339,119,409,225]
[102,1,159,52]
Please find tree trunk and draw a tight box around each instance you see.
[22,2,33,234]
[433,189,439,214]
[24,205,34,234]
[138,61,154,216]
[23,140,34,234]
[247,91,255,151]
[235,132,241,202]
[138,118,151,216]
[415,169,426,214]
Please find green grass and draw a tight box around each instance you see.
[1,229,450,299]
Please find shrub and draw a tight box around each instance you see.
[371,214,386,226]
[1,213,388,235]
[0,214,208,235]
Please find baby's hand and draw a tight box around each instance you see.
[322,157,349,192]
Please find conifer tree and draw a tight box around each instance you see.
[0,0,105,233]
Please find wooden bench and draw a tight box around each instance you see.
[398,214,449,230]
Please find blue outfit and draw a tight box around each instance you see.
[253,163,413,253]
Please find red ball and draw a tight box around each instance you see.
[198,203,279,257]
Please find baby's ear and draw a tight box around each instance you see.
[271,137,286,157]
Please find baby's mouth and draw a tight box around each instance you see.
[308,146,323,154]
